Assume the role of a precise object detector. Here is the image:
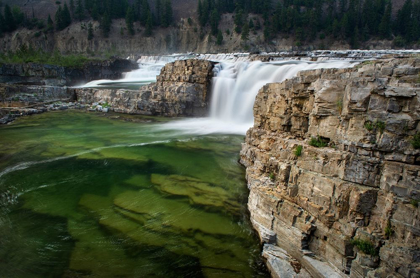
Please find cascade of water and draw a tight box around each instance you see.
[160,59,356,135]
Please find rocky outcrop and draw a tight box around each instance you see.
[240,58,420,277]
[77,59,214,117]
[0,58,137,86]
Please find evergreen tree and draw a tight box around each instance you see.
[249,18,254,30]
[4,4,16,32]
[145,11,152,36]
[216,29,223,45]
[47,14,54,32]
[241,21,249,40]
[163,0,173,27]
[91,0,99,21]
[70,0,75,16]
[75,0,84,20]
[140,0,150,26]
[378,1,392,39]
[88,22,94,39]
[234,9,243,33]
[0,12,4,36]
[55,5,63,30]
[100,12,111,37]
[62,3,72,28]
[126,6,135,35]
[156,0,162,26]
[210,8,219,35]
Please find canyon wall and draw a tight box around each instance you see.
[240,58,420,277]
[0,58,137,86]
[76,59,214,117]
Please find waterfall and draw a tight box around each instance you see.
[161,59,356,135]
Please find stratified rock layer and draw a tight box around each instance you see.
[77,59,214,116]
[240,58,420,277]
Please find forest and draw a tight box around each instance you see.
[0,0,419,48]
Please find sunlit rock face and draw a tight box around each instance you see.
[240,58,420,277]
[76,59,214,116]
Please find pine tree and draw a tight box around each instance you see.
[216,29,223,45]
[55,5,63,30]
[0,12,4,36]
[140,0,150,26]
[91,0,99,21]
[100,13,111,37]
[210,8,219,35]
[126,6,135,35]
[234,9,243,33]
[75,0,84,20]
[379,1,392,39]
[163,0,172,27]
[145,11,152,36]
[62,3,72,28]
[88,22,94,39]
[241,21,249,40]
[47,14,54,32]
[70,0,75,16]
[156,0,162,26]
[4,4,16,32]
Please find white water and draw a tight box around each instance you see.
[160,59,357,135]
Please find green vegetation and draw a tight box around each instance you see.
[294,145,303,157]
[410,199,419,208]
[350,238,378,256]
[0,46,100,68]
[385,221,394,239]
[375,121,386,133]
[336,100,343,113]
[309,136,328,148]
[411,133,420,149]
[269,172,275,181]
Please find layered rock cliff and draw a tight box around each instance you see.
[0,58,137,86]
[240,58,420,277]
[76,59,214,116]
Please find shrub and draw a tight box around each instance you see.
[364,121,374,131]
[309,136,328,148]
[294,145,303,157]
[336,100,343,113]
[375,121,386,133]
[411,133,420,149]
[269,173,275,181]
[410,199,419,208]
[350,238,378,256]
[384,221,394,239]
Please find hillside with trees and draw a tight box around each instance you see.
[0,0,418,55]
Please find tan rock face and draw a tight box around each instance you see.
[241,58,420,277]
[76,59,214,117]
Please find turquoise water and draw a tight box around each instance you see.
[0,110,266,277]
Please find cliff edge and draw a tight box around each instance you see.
[240,58,420,277]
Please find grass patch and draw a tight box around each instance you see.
[350,238,378,256]
[411,133,420,149]
[364,120,386,133]
[410,199,419,208]
[269,173,275,181]
[309,136,328,148]
[384,221,394,239]
[364,121,374,131]
[336,100,343,113]
[294,145,303,157]
[0,45,102,68]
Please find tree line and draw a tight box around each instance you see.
[198,0,420,48]
[0,0,173,38]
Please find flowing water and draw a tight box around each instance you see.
[0,111,266,277]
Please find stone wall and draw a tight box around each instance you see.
[240,58,420,277]
[76,59,214,117]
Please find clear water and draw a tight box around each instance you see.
[0,110,266,278]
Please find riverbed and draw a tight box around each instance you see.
[0,110,267,277]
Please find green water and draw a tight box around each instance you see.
[0,110,266,278]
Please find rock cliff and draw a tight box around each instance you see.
[0,58,137,86]
[76,59,214,117]
[240,58,420,277]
